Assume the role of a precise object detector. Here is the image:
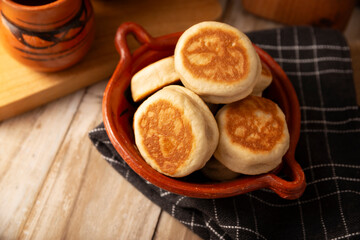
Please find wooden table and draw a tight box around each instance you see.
[1,1,359,239]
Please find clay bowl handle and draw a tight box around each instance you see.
[111,22,152,78]
[265,155,306,199]
[103,22,180,169]
[255,46,306,199]
[112,22,180,78]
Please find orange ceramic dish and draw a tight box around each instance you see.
[103,22,306,199]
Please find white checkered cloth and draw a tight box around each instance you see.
[89,27,360,240]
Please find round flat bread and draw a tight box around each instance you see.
[131,56,180,102]
[214,95,289,175]
[174,21,261,104]
[252,60,273,96]
[201,157,241,181]
[133,85,219,177]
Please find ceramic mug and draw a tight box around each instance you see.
[0,0,95,72]
[242,0,356,31]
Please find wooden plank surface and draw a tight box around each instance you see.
[154,211,202,240]
[0,1,359,240]
[0,0,222,121]
[0,90,85,238]
[18,81,162,240]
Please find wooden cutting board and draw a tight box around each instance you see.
[0,0,221,121]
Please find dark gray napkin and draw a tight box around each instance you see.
[89,27,360,240]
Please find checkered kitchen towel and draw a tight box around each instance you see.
[89,27,360,240]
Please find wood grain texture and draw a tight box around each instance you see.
[0,90,84,239]
[0,0,222,121]
[17,82,104,240]
[16,81,162,240]
[154,211,202,240]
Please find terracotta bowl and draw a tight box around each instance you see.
[103,22,306,199]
